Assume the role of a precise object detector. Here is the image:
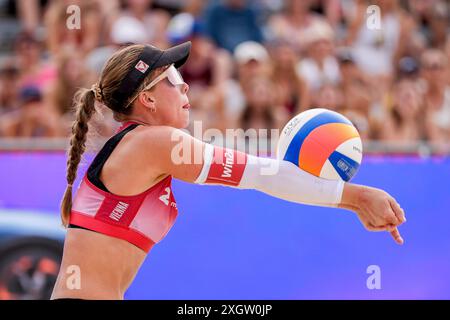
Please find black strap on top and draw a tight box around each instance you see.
[87,124,139,192]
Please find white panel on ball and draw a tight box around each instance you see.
[319,159,341,180]
[276,108,327,159]
[334,137,363,164]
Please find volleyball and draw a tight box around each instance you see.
[277,108,363,181]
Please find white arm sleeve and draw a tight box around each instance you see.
[194,144,344,207]
[239,155,344,207]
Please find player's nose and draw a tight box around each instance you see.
[181,82,189,94]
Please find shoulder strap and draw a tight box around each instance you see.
[87,124,139,192]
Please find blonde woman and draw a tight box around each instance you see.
[51,42,406,300]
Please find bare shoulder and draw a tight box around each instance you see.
[125,125,196,166]
[124,125,205,182]
[130,125,190,151]
[102,126,188,187]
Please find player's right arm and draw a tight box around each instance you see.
[135,126,406,244]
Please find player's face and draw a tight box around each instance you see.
[150,70,191,129]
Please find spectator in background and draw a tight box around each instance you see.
[267,0,332,54]
[337,48,370,88]
[205,0,264,52]
[240,77,288,138]
[267,40,310,114]
[420,49,450,144]
[50,50,87,117]
[296,20,341,94]
[0,60,20,115]
[369,56,423,142]
[314,84,343,111]
[14,32,47,85]
[168,12,232,131]
[225,41,272,129]
[15,0,48,33]
[376,78,425,142]
[341,109,371,141]
[336,48,374,120]
[336,48,375,139]
[44,0,101,57]
[0,85,61,137]
[397,56,421,82]
[118,0,170,48]
[92,0,122,46]
[183,0,208,18]
[408,0,448,50]
[47,50,97,135]
[13,31,58,110]
[168,13,228,94]
[188,86,227,133]
[345,0,418,86]
[446,37,450,86]
[85,15,148,80]
[341,79,372,125]
[234,41,272,82]
[309,0,342,29]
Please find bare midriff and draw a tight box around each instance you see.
[51,228,147,300]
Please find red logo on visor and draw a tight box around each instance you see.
[135,60,149,73]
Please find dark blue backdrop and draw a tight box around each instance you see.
[0,153,449,299]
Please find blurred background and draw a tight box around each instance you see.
[0,0,449,300]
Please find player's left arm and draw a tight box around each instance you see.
[148,127,344,207]
[145,127,406,244]
[193,143,406,245]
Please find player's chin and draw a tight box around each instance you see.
[177,114,190,128]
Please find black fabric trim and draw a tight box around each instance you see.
[68,224,90,231]
[87,124,140,192]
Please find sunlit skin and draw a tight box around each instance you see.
[52,68,405,300]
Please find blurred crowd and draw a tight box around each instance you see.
[0,0,449,146]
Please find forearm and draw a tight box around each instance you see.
[239,154,344,207]
[195,145,344,207]
[339,183,362,207]
[188,143,406,245]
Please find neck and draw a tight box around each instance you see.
[121,118,149,127]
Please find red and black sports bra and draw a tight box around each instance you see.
[68,122,179,253]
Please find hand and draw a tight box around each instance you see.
[339,183,406,245]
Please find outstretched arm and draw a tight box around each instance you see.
[194,143,344,207]
[193,143,406,244]
[141,126,406,244]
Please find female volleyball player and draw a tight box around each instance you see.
[51,42,406,300]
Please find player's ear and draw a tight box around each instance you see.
[138,91,155,110]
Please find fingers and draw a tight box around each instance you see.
[389,198,406,224]
[366,223,405,245]
[366,223,388,232]
[389,227,404,245]
[375,199,405,227]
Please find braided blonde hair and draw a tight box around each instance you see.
[60,45,167,227]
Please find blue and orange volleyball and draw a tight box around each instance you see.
[277,108,363,181]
